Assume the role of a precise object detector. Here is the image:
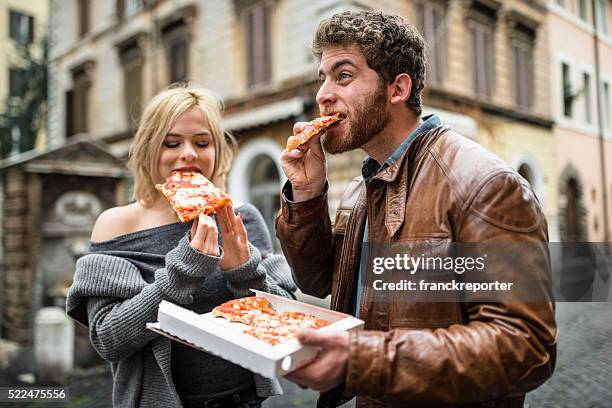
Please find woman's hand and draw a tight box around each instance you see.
[217,204,251,270]
[189,213,220,256]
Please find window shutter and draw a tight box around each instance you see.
[28,15,34,43]
[9,11,18,40]
[242,1,272,88]
[117,0,125,20]
[262,2,271,83]
[66,90,75,138]
[79,0,89,37]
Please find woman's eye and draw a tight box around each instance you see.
[196,142,210,148]
[163,141,179,148]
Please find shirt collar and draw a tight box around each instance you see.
[361,114,441,181]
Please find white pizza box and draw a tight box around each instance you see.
[146,289,364,379]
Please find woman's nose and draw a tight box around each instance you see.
[180,144,197,160]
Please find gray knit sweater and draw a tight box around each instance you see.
[66,204,296,407]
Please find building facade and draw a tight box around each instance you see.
[547,0,612,243]
[0,0,49,342]
[47,0,566,242]
[0,0,49,152]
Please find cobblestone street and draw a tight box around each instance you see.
[1,302,609,407]
[525,302,612,408]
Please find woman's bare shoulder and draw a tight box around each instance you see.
[90,203,143,242]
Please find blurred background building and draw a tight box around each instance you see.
[0,0,50,369]
[0,0,611,404]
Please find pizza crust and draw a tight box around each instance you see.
[286,113,342,151]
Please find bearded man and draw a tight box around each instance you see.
[276,10,556,408]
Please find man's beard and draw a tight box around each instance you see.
[322,82,390,154]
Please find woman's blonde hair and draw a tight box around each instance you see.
[127,85,235,205]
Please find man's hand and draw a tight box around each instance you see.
[285,330,349,392]
[280,122,327,202]
[217,204,251,270]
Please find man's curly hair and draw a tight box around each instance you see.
[312,10,426,116]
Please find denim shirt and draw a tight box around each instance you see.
[355,114,442,318]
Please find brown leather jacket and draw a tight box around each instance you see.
[276,127,557,408]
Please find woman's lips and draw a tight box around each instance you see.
[174,167,201,173]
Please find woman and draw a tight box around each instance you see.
[66,86,296,407]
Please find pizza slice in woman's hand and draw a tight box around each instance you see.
[156,170,232,222]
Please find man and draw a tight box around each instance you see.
[276,10,556,408]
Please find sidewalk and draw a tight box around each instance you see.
[1,302,609,407]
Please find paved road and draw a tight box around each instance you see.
[1,302,609,407]
[525,302,612,408]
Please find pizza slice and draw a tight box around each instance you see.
[212,296,332,345]
[155,170,232,222]
[212,296,277,324]
[286,113,342,151]
[281,311,331,329]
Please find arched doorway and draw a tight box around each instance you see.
[559,166,587,242]
[518,163,534,187]
[512,154,544,205]
[247,154,281,249]
[228,138,285,250]
[564,177,581,242]
[558,166,595,300]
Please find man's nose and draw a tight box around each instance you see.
[316,79,337,107]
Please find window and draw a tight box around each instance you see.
[126,0,144,16]
[578,0,589,21]
[597,0,608,34]
[467,2,497,100]
[9,68,24,97]
[161,16,191,85]
[67,63,93,137]
[603,81,611,131]
[511,26,535,111]
[562,63,573,118]
[119,40,144,124]
[247,155,281,249]
[169,39,188,83]
[583,72,592,124]
[241,1,272,88]
[555,0,566,7]
[78,0,90,37]
[469,20,495,99]
[9,10,34,45]
[415,0,447,85]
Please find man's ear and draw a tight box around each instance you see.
[389,73,412,105]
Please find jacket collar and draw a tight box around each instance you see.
[371,124,449,237]
[361,114,442,182]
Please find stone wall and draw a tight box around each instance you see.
[1,169,41,343]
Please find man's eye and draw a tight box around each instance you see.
[318,77,325,86]
[338,72,351,81]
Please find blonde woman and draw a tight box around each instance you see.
[66,86,295,408]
